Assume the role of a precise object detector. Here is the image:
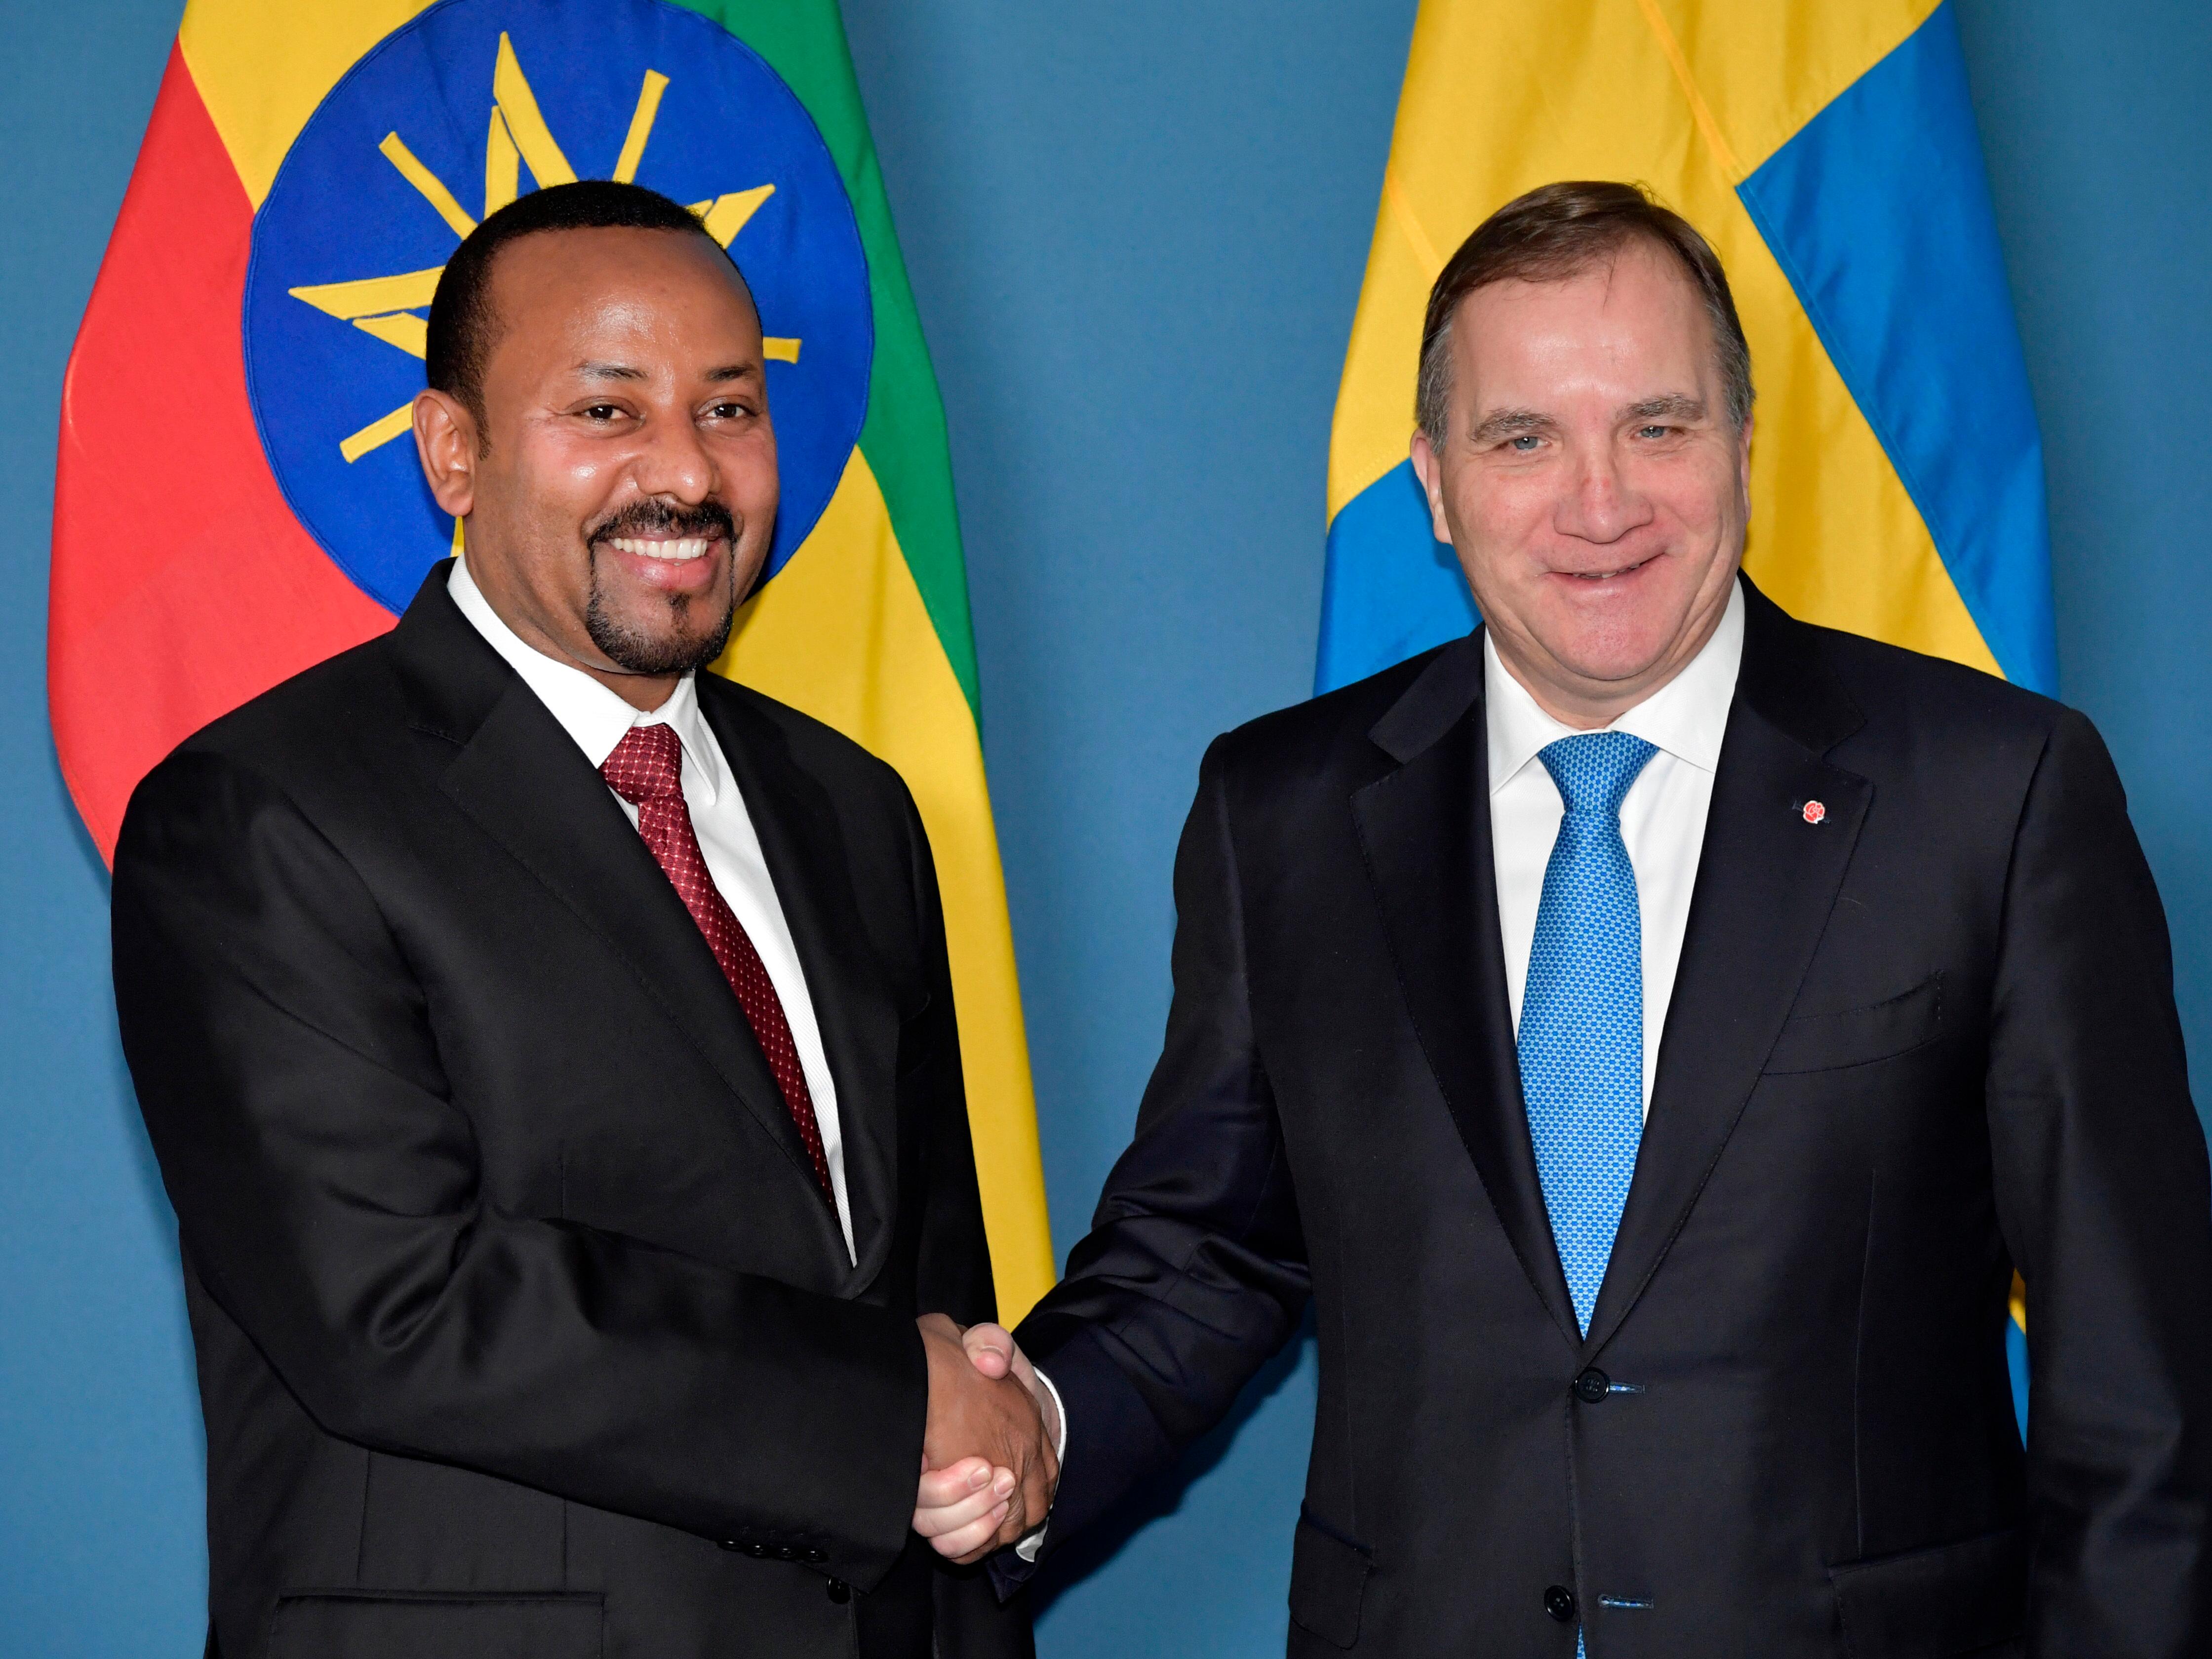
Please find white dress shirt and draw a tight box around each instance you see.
[448,557,856,1260]
[1487,579,1745,1114]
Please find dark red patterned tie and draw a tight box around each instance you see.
[601,722,834,1200]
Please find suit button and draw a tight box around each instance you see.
[1543,1584,1577,1623]
[827,1578,851,1604]
[774,1544,800,1561]
[804,1548,828,1565]
[1573,1367,1610,1404]
[747,1542,771,1559]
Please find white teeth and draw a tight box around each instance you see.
[608,535,711,560]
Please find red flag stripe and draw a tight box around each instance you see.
[49,44,393,861]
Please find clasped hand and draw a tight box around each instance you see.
[911,1313,1060,1563]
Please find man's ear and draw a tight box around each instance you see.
[412,389,480,518]
[1409,427,1455,546]
[1736,411,1755,514]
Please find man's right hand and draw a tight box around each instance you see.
[914,1313,1057,1563]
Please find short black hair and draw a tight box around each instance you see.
[425,179,731,426]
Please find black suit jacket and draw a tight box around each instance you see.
[1015,579,2212,1656]
[112,567,1030,1659]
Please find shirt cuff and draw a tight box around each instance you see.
[1013,1365,1066,1562]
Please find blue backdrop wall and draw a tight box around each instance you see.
[1,3,2205,1654]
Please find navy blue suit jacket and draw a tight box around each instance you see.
[1011,579,2212,1657]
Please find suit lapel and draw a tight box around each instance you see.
[1583,582,1871,1355]
[389,570,841,1260]
[701,683,906,1289]
[1352,634,1582,1349]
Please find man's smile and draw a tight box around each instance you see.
[604,534,720,562]
[596,525,731,596]
[1561,554,1656,581]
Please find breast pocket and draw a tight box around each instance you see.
[1765,973,1943,1076]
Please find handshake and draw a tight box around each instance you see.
[911,1313,1061,1564]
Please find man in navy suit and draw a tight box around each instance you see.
[922,181,2212,1656]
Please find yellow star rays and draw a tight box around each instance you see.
[287,31,798,466]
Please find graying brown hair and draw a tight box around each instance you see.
[1415,180,1755,446]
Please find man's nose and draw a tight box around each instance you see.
[1553,448,1652,544]
[631,408,716,504]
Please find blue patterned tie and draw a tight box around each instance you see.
[1520,733,1656,1659]
[1518,732,1658,1340]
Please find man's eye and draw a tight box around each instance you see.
[1509,434,1542,452]
[582,404,624,423]
[706,402,747,420]
[1637,424,1671,439]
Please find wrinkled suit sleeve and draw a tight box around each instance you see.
[1984,709,2212,1654]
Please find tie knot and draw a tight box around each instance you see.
[1538,731,1658,819]
[600,721,685,805]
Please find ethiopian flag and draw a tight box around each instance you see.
[1319,0,2047,1417]
[49,0,1056,1319]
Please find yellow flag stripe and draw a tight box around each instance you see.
[1632,0,1742,179]
[718,451,1057,1321]
[1640,0,1942,182]
[180,0,438,207]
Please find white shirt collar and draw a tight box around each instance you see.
[448,555,721,801]
[1485,576,1745,794]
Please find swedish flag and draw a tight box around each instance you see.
[1319,0,2054,705]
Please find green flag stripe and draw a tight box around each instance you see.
[671,0,983,717]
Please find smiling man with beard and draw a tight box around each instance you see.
[109,181,1049,1659]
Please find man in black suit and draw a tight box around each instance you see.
[113,181,1050,1659]
[935,182,2212,1652]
